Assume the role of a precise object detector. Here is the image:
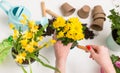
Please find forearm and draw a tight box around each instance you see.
[104,66,116,73]
[102,61,116,73]
[55,59,66,73]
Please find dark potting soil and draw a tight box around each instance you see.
[82,24,95,39]
[12,48,38,64]
[112,29,119,42]
[38,18,55,36]
[38,18,95,39]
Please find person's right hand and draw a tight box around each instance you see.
[86,45,116,73]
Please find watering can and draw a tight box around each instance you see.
[0,0,31,31]
[0,0,49,31]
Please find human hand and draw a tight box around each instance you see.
[54,41,72,73]
[54,41,72,61]
[87,45,115,73]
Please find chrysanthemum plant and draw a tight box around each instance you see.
[9,14,59,73]
[52,17,84,48]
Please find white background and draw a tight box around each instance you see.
[0,0,118,73]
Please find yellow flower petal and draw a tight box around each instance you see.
[50,39,56,44]
[9,23,15,29]
[22,14,28,20]
[28,20,36,28]
[13,29,19,40]
[20,19,27,25]
[38,36,43,41]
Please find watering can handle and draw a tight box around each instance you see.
[0,0,12,14]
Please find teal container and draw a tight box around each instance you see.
[106,33,120,51]
[0,0,31,31]
[0,0,49,31]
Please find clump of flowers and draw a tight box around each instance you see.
[111,55,120,73]
[9,14,59,73]
[52,17,84,45]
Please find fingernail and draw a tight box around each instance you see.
[86,45,92,50]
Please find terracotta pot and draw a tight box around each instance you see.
[77,5,90,19]
[92,5,106,18]
[106,30,120,51]
[60,2,75,16]
[93,13,106,21]
[90,18,104,31]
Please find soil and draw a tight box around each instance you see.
[112,29,119,44]
[82,24,95,39]
[38,18,55,36]
[38,18,95,39]
[12,48,38,64]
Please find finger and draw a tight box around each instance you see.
[89,47,96,55]
[90,45,101,52]
[89,54,94,60]
[90,45,100,50]
[53,34,56,40]
[53,31,57,40]
[89,54,92,58]
[67,43,73,46]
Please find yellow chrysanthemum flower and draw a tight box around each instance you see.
[68,17,82,24]
[63,23,70,32]
[53,17,66,28]
[57,31,64,38]
[66,30,74,39]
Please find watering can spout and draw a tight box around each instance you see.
[0,0,12,15]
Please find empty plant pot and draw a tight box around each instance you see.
[60,2,75,16]
[93,13,106,21]
[77,5,90,19]
[91,18,104,31]
[92,5,106,17]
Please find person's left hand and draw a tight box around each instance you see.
[54,41,72,61]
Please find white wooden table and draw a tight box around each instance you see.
[0,0,118,73]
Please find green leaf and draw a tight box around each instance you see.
[116,37,120,44]
[39,54,50,63]
[108,9,120,30]
[71,41,78,49]
[21,65,27,73]
[108,9,120,44]
[111,55,120,73]
[117,30,120,36]
[32,56,60,73]
[29,59,32,73]
[111,55,119,63]
[0,38,13,64]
